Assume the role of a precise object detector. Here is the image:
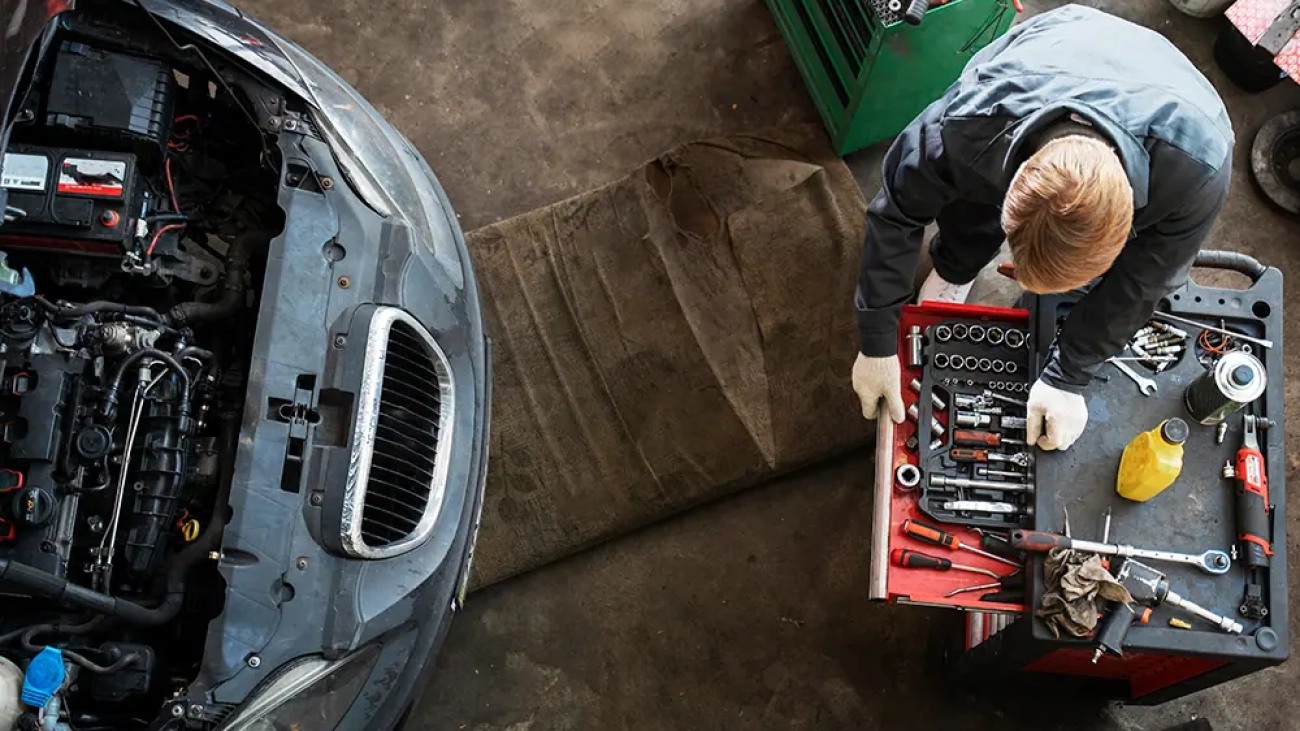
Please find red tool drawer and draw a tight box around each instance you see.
[869,301,1030,614]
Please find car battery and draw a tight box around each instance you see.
[945,253,1288,705]
[0,144,143,255]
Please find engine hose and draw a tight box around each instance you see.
[1194,250,1268,282]
[20,628,139,674]
[33,295,164,323]
[0,519,222,627]
[0,616,102,646]
[165,230,261,326]
[100,348,192,426]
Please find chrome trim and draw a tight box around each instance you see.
[341,307,455,559]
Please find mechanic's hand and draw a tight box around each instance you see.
[852,353,905,423]
[1025,379,1088,451]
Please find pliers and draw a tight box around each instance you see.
[944,571,1025,602]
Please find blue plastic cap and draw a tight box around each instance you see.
[21,647,65,708]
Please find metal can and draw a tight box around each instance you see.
[1184,351,1267,425]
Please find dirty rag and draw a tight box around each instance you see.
[1035,548,1134,638]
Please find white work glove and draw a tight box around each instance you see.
[1026,379,1088,451]
[852,354,905,423]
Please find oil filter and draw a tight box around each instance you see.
[1184,352,1266,425]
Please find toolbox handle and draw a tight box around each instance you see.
[869,418,894,601]
[1194,250,1267,283]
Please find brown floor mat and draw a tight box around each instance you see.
[469,125,869,587]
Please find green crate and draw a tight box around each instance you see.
[767,0,1015,154]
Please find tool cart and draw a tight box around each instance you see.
[869,251,1288,704]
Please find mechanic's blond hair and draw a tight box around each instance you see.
[1003,136,1133,294]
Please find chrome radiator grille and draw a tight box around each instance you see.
[342,307,454,558]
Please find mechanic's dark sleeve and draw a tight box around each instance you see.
[1039,160,1232,391]
[855,118,959,356]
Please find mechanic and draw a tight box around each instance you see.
[850,4,1233,451]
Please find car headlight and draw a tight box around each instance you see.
[274,40,465,288]
[220,646,381,731]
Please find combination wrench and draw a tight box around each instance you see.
[1107,358,1157,396]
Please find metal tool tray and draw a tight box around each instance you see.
[917,314,1034,529]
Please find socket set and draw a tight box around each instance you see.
[902,316,1035,529]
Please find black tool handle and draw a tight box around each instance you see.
[904,0,931,25]
[891,548,951,571]
[1237,488,1272,568]
[1009,529,1073,553]
[980,534,1024,561]
[1094,602,1139,659]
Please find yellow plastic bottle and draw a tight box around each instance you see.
[1116,418,1190,502]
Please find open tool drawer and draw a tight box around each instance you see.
[868,302,1032,614]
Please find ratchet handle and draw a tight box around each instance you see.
[1235,447,1272,566]
[904,0,931,24]
[1009,529,1073,553]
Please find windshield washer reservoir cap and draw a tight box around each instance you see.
[21,647,64,708]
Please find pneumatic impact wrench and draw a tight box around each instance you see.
[1093,559,1243,663]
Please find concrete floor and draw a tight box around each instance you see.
[238,0,1300,728]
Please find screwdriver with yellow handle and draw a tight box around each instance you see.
[900,519,1022,568]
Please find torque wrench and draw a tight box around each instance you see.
[1008,530,1232,575]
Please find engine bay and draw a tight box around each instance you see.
[0,9,285,730]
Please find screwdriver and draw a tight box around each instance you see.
[900,519,1021,567]
[953,430,1026,447]
[890,548,1003,579]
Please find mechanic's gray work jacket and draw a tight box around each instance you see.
[855,4,1233,391]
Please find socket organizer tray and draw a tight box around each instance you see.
[898,302,1035,530]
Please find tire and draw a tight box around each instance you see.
[1251,110,1300,214]
[1214,22,1285,93]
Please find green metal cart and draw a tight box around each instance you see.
[766,0,1017,154]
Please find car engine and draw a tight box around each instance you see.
[0,12,282,731]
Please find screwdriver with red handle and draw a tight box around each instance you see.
[891,548,1005,579]
[900,519,1021,567]
[953,430,1026,447]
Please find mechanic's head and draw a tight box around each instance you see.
[1003,136,1133,294]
